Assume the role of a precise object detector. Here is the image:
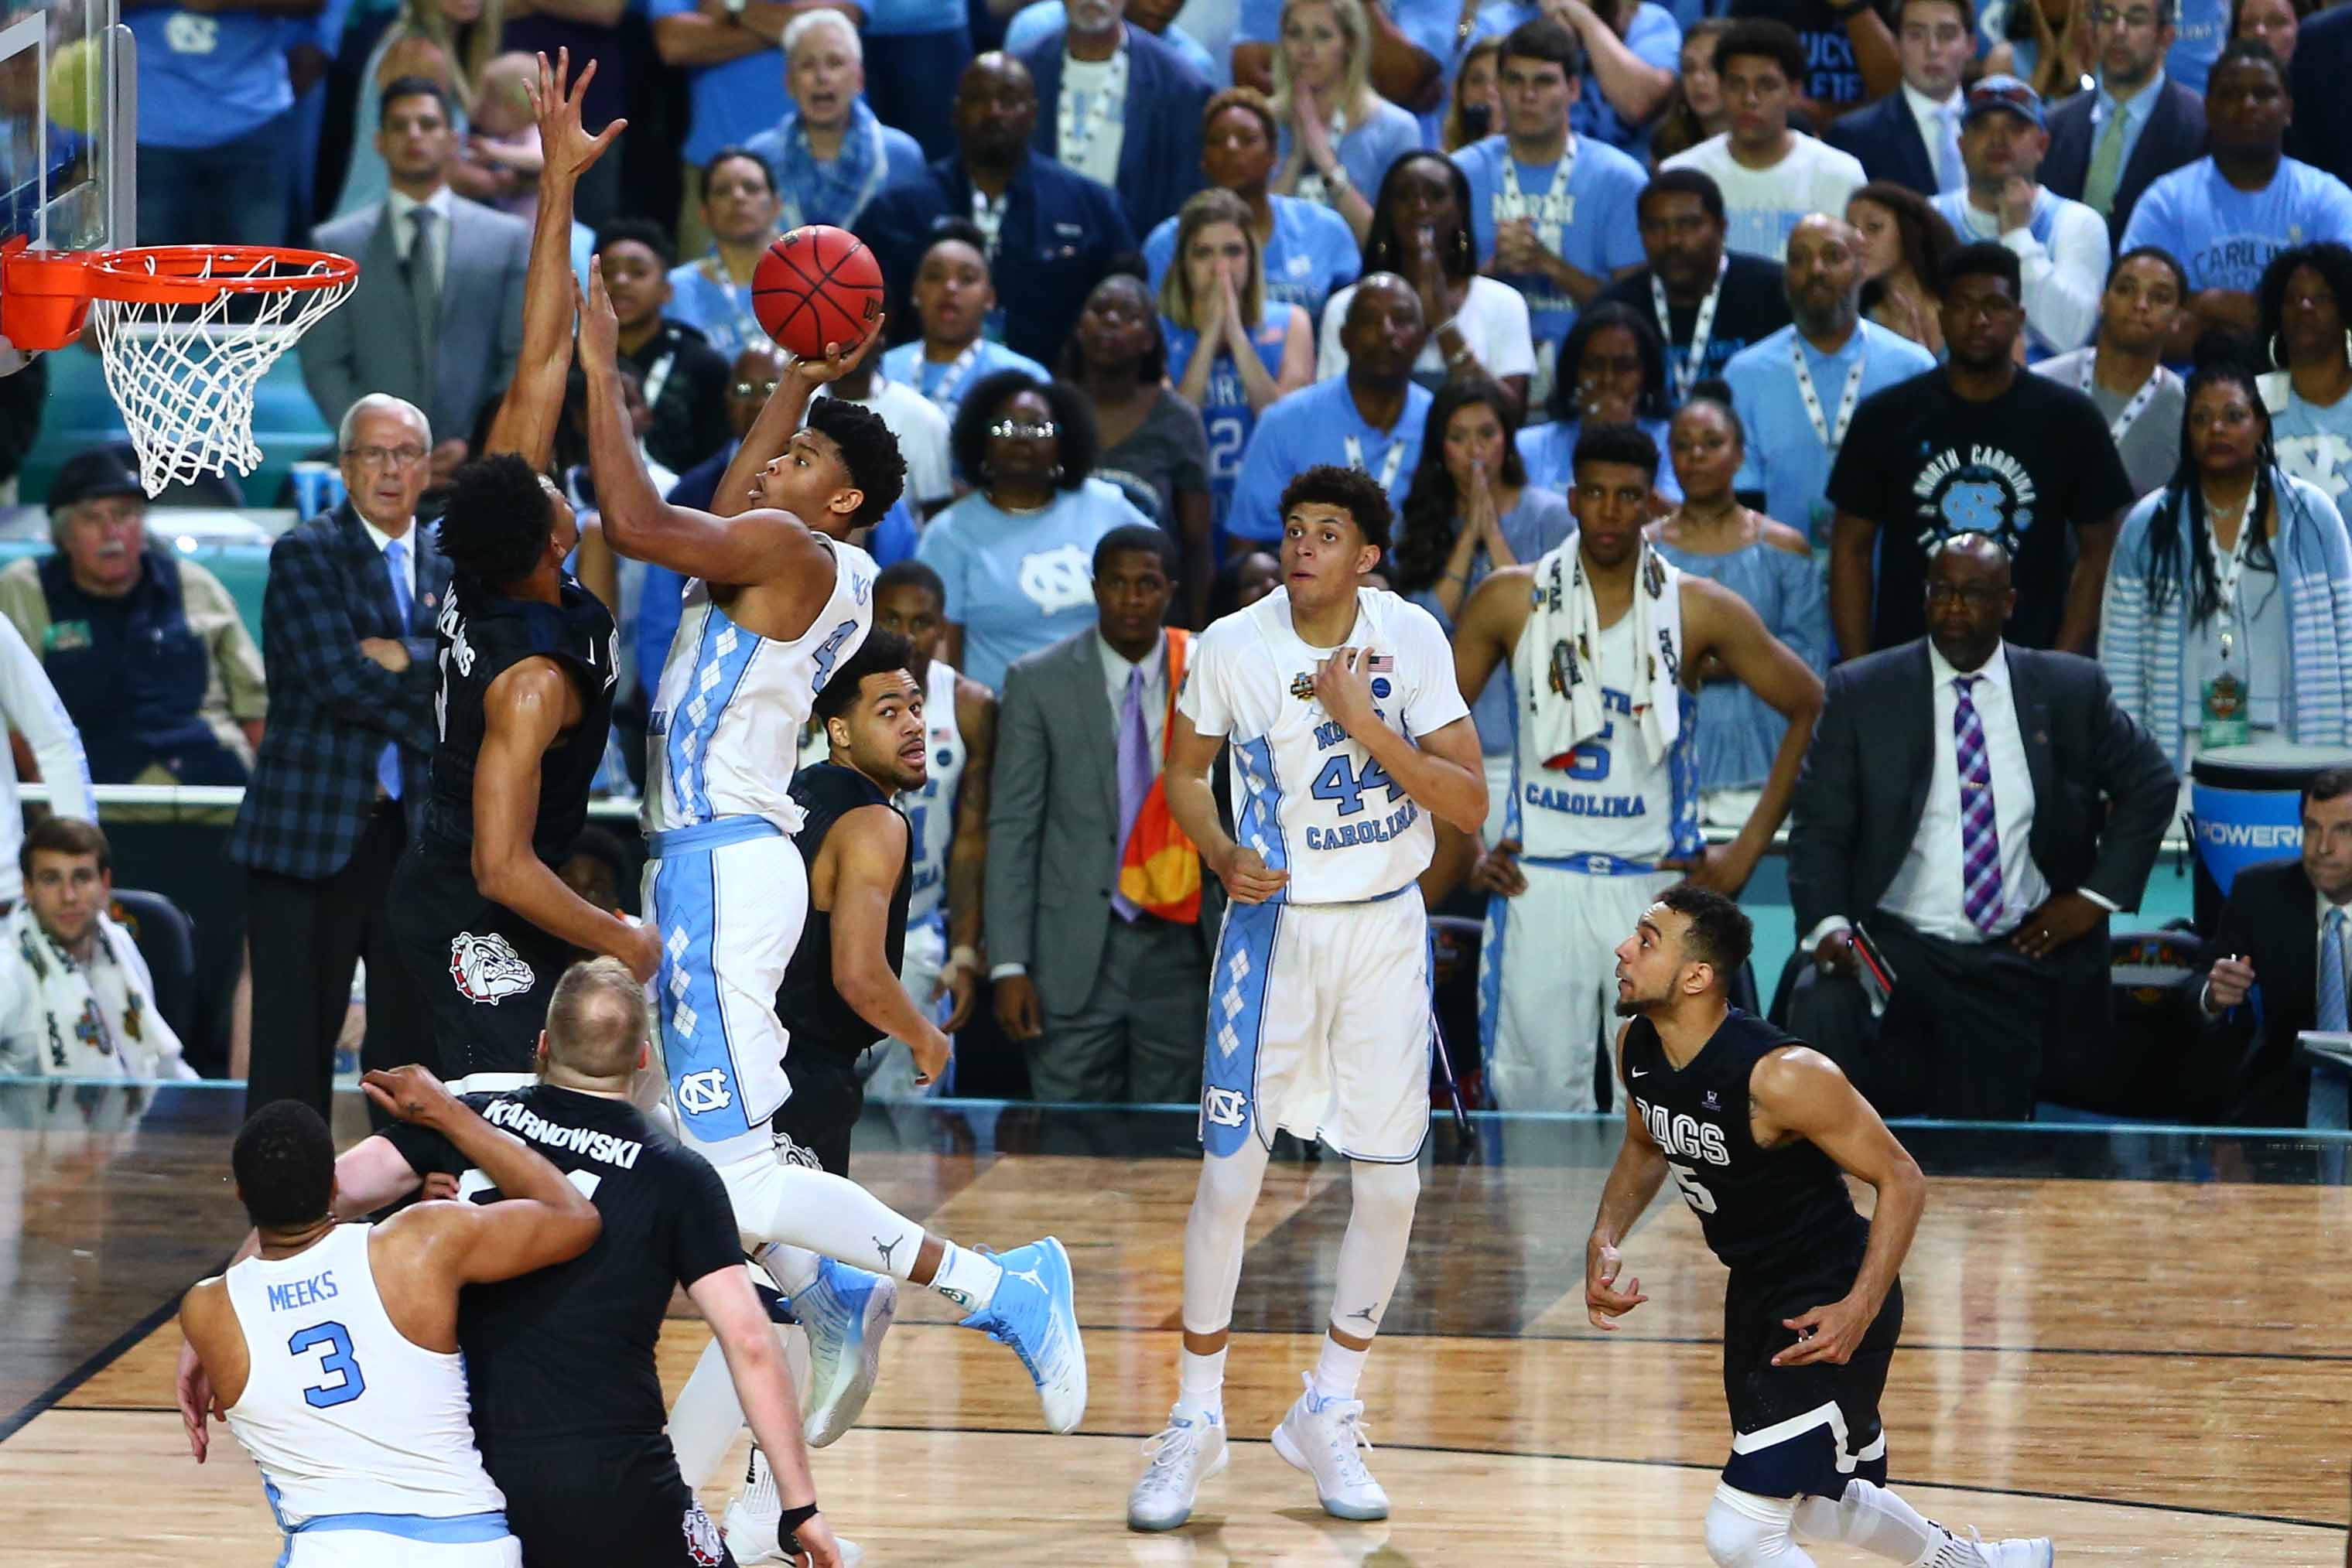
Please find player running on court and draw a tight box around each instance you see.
[176,1095,600,1566]
[573,261,1083,1467]
[1128,465,1487,1531]
[1448,421,1822,1111]
[1590,885,2051,1568]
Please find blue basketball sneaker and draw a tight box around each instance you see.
[787,1255,897,1447]
[957,1236,1086,1432]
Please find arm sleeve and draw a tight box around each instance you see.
[2011,201,2106,354]
[1399,603,1472,736]
[670,1149,746,1287]
[1476,281,1538,381]
[0,617,92,821]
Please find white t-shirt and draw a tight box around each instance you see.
[817,375,955,507]
[1314,275,1537,387]
[1659,132,1868,262]
[1057,50,1127,187]
[1178,586,1468,905]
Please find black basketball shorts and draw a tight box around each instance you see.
[386,838,572,1088]
[767,1040,866,1177]
[1718,1245,1904,1501]
[484,1435,737,1568]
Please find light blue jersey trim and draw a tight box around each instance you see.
[654,842,759,1145]
[292,1510,511,1542]
[648,815,785,859]
[1202,898,1282,1160]
[665,603,765,825]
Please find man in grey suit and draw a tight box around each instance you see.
[1787,533,2175,1120]
[299,78,529,486]
[987,524,1219,1103]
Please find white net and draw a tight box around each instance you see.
[87,251,357,497]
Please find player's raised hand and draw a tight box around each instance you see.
[174,1336,218,1462]
[361,1064,463,1129]
[1585,1242,1647,1329]
[528,49,625,180]
[1311,645,1379,734]
[1774,1295,1872,1367]
[574,268,620,372]
[1219,843,1291,904]
[783,315,889,389]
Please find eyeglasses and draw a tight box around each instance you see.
[987,420,1058,440]
[344,445,429,470]
[2091,5,2161,26]
[1925,582,2004,606]
[733,379,781,398]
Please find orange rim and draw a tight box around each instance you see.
[81,245,360,303]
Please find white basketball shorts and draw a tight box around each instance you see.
[1479,856,1677,1112]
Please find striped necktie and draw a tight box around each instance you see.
[1954,675,2005,934]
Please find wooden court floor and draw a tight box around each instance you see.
[2,1088,2349,1564]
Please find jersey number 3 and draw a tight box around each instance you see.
[289,1322,367,1409]
[1310,753,1401,818]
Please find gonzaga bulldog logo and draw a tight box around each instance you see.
[448,931,535,1005]
[682,1503,724,1566]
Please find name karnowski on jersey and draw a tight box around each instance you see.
[481,1098,645,1169]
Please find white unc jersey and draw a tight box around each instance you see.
[1179,588,1469,905]
[645,539,877,835]
[794,657,965,926]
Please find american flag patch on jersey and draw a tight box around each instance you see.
[1366,653,1394,672]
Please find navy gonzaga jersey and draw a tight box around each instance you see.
[1620,1009,1869,1272]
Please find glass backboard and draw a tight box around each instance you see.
[1,0,130,255]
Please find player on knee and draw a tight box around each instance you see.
[575,252,1082,1467]
[176,990,850,1568]
[176,1095,600,1566]
[1448,420,1823,1112]
[1588,886,2051,1568]
[1127,465,1487,1532]
[680,630,1080,1559]
[385,52,655,1091]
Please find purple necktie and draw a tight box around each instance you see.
[1112,663,1154,921]
[1954,675,2005,934]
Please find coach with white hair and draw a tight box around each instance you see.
[228,394,451,1121]
[745,12,930,233]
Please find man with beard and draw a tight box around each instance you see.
[1593,171,1792,407]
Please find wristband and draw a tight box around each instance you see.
[778,1502,820,1552]
[946,944,983,975]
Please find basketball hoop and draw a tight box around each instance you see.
[1,238,359,497]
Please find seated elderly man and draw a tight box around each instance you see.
[0,447,265,787]
[0,816,193,1079]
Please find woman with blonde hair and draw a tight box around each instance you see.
[1440,36,1506,153]
[1159,189,1316,534]
[1267,0,1420,244]
[333,0,508,217]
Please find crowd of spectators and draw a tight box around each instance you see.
[12,0,2352,1130]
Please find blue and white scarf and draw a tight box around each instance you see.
[772,100,891,231]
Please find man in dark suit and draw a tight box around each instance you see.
[986,524,1217,1102]
[1822,0,1973,196]
[860,53,1137,370]
[1788,532,2176,1119]
[300,78,530,487]
[2187,770,2352,1127]
[1021,0,1213,241]
[227,394,450,1117]
[2041,0,2207,244]
[2287,4,2352,183]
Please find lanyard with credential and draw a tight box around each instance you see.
[1653,256,1727,405]
[1342,432,1407,494]
[2078,354,2165,446]
[1056,49,1129,167]
[1791,334,1865,449]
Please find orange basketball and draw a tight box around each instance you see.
[752,224,884,361]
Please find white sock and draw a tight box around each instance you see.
[1311,1335,1368,1403]
[665,1335,747,1490]
[929,1238,1003,1313]
[1790,1478,1950,1565]
[754,1241,821,1299]
[1174,1347,1226,1422]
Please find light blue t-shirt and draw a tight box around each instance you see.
[2271,385,2352,513]
[865,0,966,35]
[1143,195,1361,328]
[1276,99,1423,211]
[1453,134,1648,377]
[1514,418,1680,502]
[2165,0,2231,92]
[131,9,294,146]
[1724,319,1938,546]
[1004,2,1219,75]
[914,478,1150,688]
[1226,377,1434,542]
[2120,157,2352,295]
[650,0,787,164]
[1468,0,1682,156]
[666,259,766,364]
[879,340,1055,424]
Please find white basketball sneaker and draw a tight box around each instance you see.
[1126,1407,1229,1532]
[1946,1530,2054,1567]
[1270,1372,1389,1522]
[721,1447,866,1565]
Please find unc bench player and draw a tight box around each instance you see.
[177,1095,600,1566]
[1589,886,2050,1567]
[1129,465,1487,1531]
